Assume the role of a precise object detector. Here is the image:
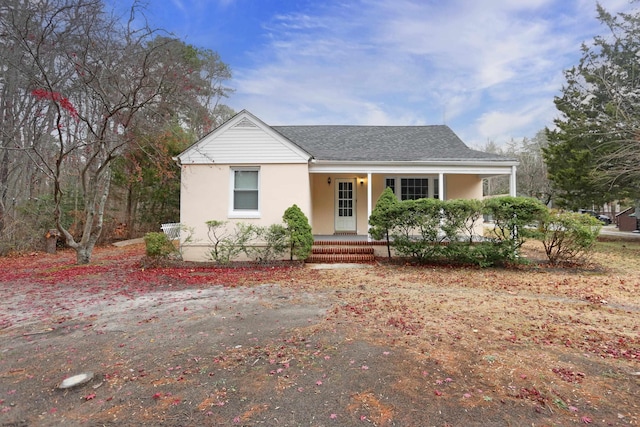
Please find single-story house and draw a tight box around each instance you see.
[175,110,518,262]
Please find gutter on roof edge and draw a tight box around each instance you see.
[309,159,519,167]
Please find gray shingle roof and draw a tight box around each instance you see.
[272,125,511,162]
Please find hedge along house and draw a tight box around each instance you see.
[175,110,518,262]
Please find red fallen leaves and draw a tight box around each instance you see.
[0,246,302,297]
[386,316,420,335]
[129,265,301,287]
[515,387,546,405]
[38,265,113,283]
[339,302,375,317]
[581,416,593,424]
[579,333,640,360]
[83,393,96,401]
[552,367,585,383]
[0,258,125,286]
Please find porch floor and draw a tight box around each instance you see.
[313,236,388,248]
[314,234,369,242]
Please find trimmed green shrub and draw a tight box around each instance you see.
[368,187,398,257]
[439,199,490,265]
[390,198,446,262]
[283,204,313,261]
[441,199,483,243]
[144,232,176,257]
[371,195,551,266]
[483,196,548,261]
[538,210,601,264]
[449,240,511,267]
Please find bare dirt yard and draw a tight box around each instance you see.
[0,238,638,426]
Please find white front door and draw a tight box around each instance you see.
[335,179,356,232]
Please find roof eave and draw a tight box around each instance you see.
[309,159,519,167]
[308,159,518,175]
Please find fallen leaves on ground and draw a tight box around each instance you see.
[0,240,638,426]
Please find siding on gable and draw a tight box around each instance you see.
[180,127,309,164]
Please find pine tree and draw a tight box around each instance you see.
[544,4,640,209]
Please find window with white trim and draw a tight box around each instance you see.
[231,168,259,216]
[401,178,428,200]
[385,176,440,200]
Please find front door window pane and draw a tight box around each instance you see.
[338,181,353,217]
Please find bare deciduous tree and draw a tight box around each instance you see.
[481,131,553,204]
[0,0,231,262]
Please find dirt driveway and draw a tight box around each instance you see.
[1,242,639,426]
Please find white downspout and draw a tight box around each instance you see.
[367,172,372,241]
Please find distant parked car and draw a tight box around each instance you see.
[580,209,612,225]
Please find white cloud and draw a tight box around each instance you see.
[226,0,639,145]
[474,103,550,144]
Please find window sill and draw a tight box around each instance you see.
[228,211,261,219]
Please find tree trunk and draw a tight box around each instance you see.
[0,147,9,234]
[75,245,93,264]
[60,169,112,264]
[385,230,391,258]
[125,183,136,239]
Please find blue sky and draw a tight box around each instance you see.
[108,0,634,148]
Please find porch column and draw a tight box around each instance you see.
[367,172,372,241]
[438,172,444,200]
[510,165,517,196]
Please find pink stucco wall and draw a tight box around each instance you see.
[180,163,310,261]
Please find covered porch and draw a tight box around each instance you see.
[307,162,517,237]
